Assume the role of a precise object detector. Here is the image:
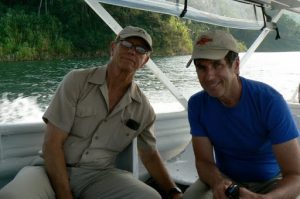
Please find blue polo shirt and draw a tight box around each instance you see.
[188,77,299,182]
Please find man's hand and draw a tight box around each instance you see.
[212,179,232,199]
[171,192,183,199]
[139,149,181,198]
[166,187,183,199]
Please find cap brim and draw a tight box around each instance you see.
[186,49,229,68]
[119,34,153,51]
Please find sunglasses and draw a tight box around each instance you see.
[119,40,149,55]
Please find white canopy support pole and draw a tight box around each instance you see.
[84,0,122,35]
[240,10,285,68]
[84,0,188,109]
[132,138,139,178]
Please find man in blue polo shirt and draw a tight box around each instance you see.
[183,30,300,199]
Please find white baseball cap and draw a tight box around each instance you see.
[117,26,153,51]
[186,30,239,67]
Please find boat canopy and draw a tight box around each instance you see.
[97,0,265,30]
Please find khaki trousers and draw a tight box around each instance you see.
[0,166,161,199]
[0,166,55,199]
[69,167,161,199]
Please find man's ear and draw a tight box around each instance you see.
[234,56,240,75]
[140,55,149,68]
[110,42,116,57]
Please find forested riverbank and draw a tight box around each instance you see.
[0,0,300,61]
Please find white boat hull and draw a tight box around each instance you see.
[1,103,300,188]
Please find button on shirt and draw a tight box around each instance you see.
[43,66,156,169]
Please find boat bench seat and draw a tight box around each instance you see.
[0,123,45,189]
[165,142,198,186]
[0,122,138,189]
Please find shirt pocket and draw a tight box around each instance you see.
[72,106,97,138]
[110,122,139,152]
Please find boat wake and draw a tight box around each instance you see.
[0,93,44,124]
[0,93,186,124]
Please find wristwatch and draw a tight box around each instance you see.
[167,187,182,198]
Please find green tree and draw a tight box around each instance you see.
[0,10,72,61]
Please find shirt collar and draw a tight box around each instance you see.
[88,65,107,85]
[88,65,142,104]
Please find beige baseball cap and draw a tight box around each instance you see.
[186,30,239,67]
[117,26,153,51]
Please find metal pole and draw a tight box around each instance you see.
[240,10,285,68]
[298,83,300,103]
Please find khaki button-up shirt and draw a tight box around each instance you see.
[43,66,156,169]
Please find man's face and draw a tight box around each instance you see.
[194,58,239,99]
[110,37,150,73]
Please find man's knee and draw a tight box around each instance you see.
[0,166,55,199]
[137,185,161,199]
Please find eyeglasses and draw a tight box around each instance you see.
[119,40,149,55]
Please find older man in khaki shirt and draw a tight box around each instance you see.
[0,26,182,199]
[44,66,157,169]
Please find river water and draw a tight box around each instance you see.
[1,52,300,124]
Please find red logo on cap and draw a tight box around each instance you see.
[196,36,213,45]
